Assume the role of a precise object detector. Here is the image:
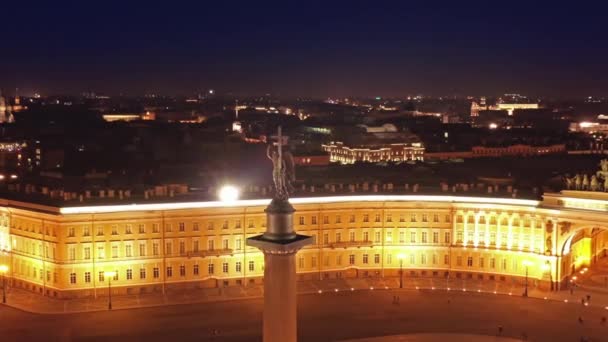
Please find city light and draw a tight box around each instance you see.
[218,185,240,202]
[60,195,539,214]
[0,265,8,273]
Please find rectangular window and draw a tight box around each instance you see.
[83,226,90,237]
[126,269,133,280]
[180,265,186,276]
[467,257,473,267]
[363,214,369,222]
[349,231,355,242]
[399,231,405,243]
[444,254,449,265]
[349,254,355,265]
[165,242,172,255]
[311,216,317,225]
[68,227,75,237]
[363,232,369,242]
[207,222,214,230]
[111,225,118,235]
[445,215,451,223]
[165,224,172,232]
[84,272,91,283]
[153,242,159,256]
[349,215,355,223]
[433,214,439,222]
[337,255,342,265]
[421,232,428,243]
[479,257,485,268]
[411,214,416,222]
[139,243,146,256]
[193,240,200,253]
[323,233,329,245]
[363,254,369,264]
[99,271,105,282]
[374,254,380,264]
[387,231,393,242]
[421,254,427,265]
[386,214,392,222]
[422,214,428,222]
[70,272,77,284]
[433,232,439,243]
[410,232,416,243]
[84,247,91,260]
[69,246,76,260]
[311,256,317,267]
[236,261,242,273]
[444,232,451,244]
[299,216,305,225]
[374,231,381,243]
[138,224,146,234]
[387,254,392,264]
[179,241,186,255]
[222,220,228,229]
[490,258,496,269]
[125,224,132,234]
[222,239,229,250]
[375,214,381,222]
[298,257,304,268]
[193,223,199,231]
[140,268,146,279]
[166,266,173,277]
[248,220,254,228]
[236,238,242,250]
[249,261,255,272]
[432,254,437,264]
[193,264,199,275]
[153,267,160,278]
[152,223,160,233]
[112,245,118,258]
[125,245,132,257]
[97,226,104,236]
[179,222,185,232]
[222,262,229,273]
[335,215,341,224]
[336,232,341,243]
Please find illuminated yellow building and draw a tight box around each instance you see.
[0,191,607,299]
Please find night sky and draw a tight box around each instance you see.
[1,2,607,98]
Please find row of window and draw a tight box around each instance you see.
[456,215,543,227]
[298,213,450,225]
[66,221,262,238]
[68,261,258,284]
[67,238,244,260]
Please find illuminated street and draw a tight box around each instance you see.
[1,290,606,341]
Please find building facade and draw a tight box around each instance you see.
[0,191,607,299]
[322,142,424,164]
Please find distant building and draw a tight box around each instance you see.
[322,124,424,164]
[292,154,330,166]
[471,95,539,116]
[471,144,566,157]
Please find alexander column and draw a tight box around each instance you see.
[247,127,313,342]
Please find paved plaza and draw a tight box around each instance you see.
[1,285,608,341]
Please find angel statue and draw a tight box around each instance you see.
[266,127,295,200]
[591,175,599,191]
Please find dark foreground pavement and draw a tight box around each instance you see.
[1,289,606,342]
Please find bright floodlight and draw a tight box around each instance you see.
[104,271,117,278]
[219,185,240,202]
[397,253,405,260]
[0,264,8,273]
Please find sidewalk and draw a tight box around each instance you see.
[2,276,608,314]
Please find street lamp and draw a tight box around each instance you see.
[397,253,405,289]
[542,261,553,291]
[0,264,8,304]
[104,271,117,310]
[522,261,532,297]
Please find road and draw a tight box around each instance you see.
[1,289,606,341]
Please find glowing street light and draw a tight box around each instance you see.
[104,271,117,310]
[397,253,405,289]
[523,260,532,297]
[218,185,240,203]
[0,264,8,304]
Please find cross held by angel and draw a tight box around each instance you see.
[267,126,295,200]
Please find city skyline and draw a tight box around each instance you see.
[1,2,607,98]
